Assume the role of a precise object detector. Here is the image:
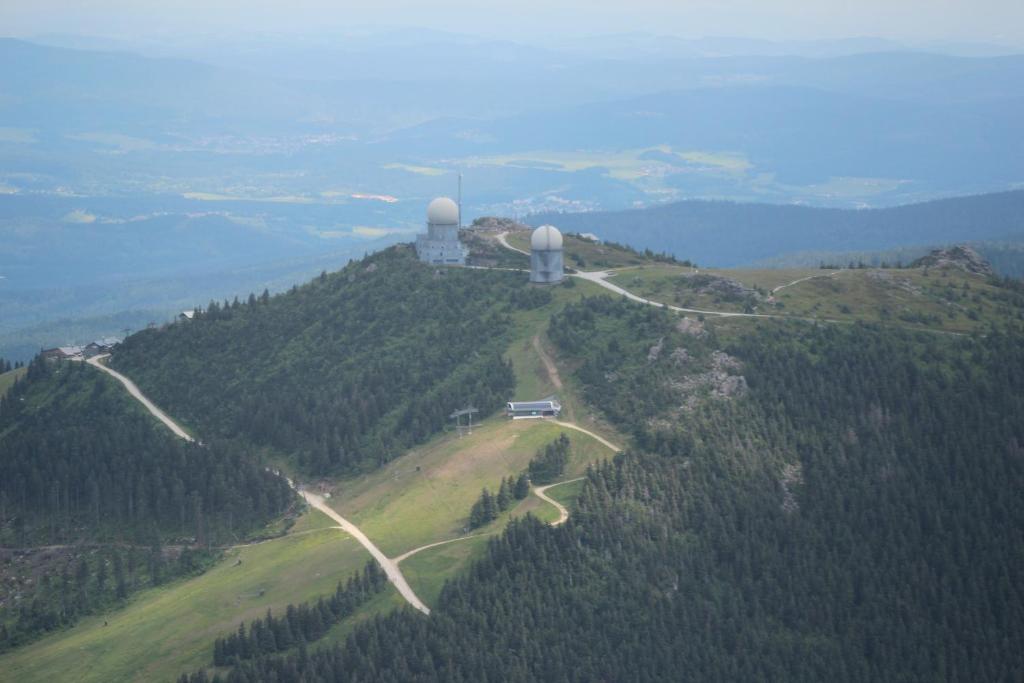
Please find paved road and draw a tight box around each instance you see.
[86,355,195,442]
[300,490,431,615]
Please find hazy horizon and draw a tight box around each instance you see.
[2,0,1024,51]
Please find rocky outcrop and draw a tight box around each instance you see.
[675,317,706,337]
[911,245,994,276]
[470,216,530,233]
[678,273,763,303]
[668,349,748,412]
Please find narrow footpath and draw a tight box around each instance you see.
[496,231,531,256]
[534,477,586,527]
[771,270,842,295]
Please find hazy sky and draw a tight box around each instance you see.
[2,0,1023,47]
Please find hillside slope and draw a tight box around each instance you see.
[185,302,1024,681]
[7,240,1024,681]
[0,358,293,651]
[530,190,1024,267]
[111,246,529,474]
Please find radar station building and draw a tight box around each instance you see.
[416,197,468,266]
[530,225,564,284]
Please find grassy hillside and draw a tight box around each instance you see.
[0,252,623,681]
[1,364,613,683]
[0,357,304,671]
[0,366,25,398]
[0,511,396,683]
[504,229,681,270]
[330,418,613,557]
[210,302,1024,681]
[605,262,1024,331]
[18,237,1024,682]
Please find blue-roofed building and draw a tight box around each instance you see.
[506,397,562,419]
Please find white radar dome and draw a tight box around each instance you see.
[531,225,564,251]
[427,197,459,225]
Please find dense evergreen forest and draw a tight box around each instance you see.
[184,301,1023,681]
[112,247,521,475]
[0,357,292,648]
[0,358,292,546]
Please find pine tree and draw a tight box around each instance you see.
[497,478,512,511]
[481,489,498,523]
[514,473,530,500]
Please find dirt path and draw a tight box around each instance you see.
[573,270,777,319]
[299,490,431,615]
[771,270,842,295]
[393,532,492,564]
[85,355,195,441]
[532,334,563,391]
[533,477,586,526]
[395,471,592,559]
[551,420,622,453]
[85,355,432,615]
[492,232,775,319]
[496,231,531,256]
[490,237,965,338]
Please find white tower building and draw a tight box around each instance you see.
[530,225,564,284]
[416,197,468,265]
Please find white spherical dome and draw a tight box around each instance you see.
[531,225,563,251]
[427,197,459,225]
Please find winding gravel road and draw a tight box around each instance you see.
[84,354,432,615]
[573,270,777,319]
[300,490,431,614]
[86,355,195,441]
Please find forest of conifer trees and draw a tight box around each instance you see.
[0,357,293,648]
[180,304,1024,682]
[111,248,522,475]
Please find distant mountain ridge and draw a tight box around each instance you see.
[529,190,1024,267]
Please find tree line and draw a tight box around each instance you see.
[111,247,522,476]
[0,358,24,374]
[467,434,569,529]
[210,561,387,667]
[1,543,212,652]
[180,306,1024,681]
[0,356,294,646]
[468,474,529,530]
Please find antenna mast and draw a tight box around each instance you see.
[457,172,462,229]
